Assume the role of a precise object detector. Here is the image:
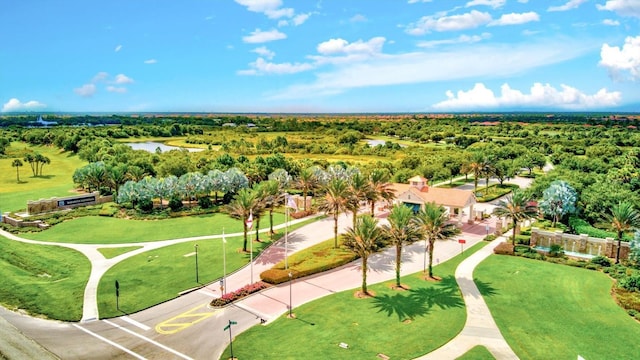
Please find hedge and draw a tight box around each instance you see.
[568,216,632,241]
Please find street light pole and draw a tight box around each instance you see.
[222,228,227,296]
[285,202,289,270]
[194,244,199,284]
[288,271,293,318]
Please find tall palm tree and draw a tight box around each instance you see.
[605,201,640,264]
[492,189,538,246]
[295,166,321,211]
[417,202,460,279]
[12,159,23,182]
[317,177,350,248]
[343,216,386,295]
[383,204,425,287]
[466,154,488,195]
[260,180,283,236]
[347,172,370,227]
[250,182,268,243]
[225,188,257,252]
[366,169,395,217]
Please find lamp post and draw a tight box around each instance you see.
[486,224,490,237]
[222,229,227,296]
[194,244,199,284]
[288,271,293,318]
[285,195,289,270]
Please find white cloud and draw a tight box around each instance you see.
[317,37,385,55]
[432,82,621,110]
[408,0,433,3]
[602,19,620,26]
[350,14,367,22]
[417,33,491,48]
[600,36,640,80]
[597,0,640,18]
[489,12,539,26]
[292,13,310,26]
[548,0,587,12]
[270,39,596,100]
[114,74,134,84]
[106,86,127,93]
[238,57,314,75]
[234,0,294,19]
[466,0,505,9]
[407,10,492,34]
[74,84,97,97]
[242,28,287,43]
[2,98,46,112]
[252,46,275,59]
[144,59,157,64]
[115,44,122,52]
[92,72,109,83]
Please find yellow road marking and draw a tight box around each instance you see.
[155,304,218,335]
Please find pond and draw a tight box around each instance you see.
[126,141,204,153]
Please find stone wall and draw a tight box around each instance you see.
[27,192,113,215]
[2,213,49,229]
[530,228,629,260]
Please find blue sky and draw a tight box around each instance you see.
[1,0,639,113]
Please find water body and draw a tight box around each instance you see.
[127,141,204,153]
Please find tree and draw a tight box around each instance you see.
[629,230,640,266]
[383,204,424,287]
[11,159,23,182]
[416,202,460,279]
[317,177,350,248]
[465,154,488,195]
[366,169,395,217]
[295,166,323,211]
[539,180,577,227]
[347,171,370,227]
[343,216,386,295]
[35,153,50,176]
[23,153,36,176]
[225,188,256,252]
[492,189,538,246]
[604,201,640,264]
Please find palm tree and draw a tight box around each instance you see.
[343,216,386,295]
[492,189,538,246]
[605,201,640,264]
[366,169,395,217]
[225,188,256,252]
[466,154,488,195]
[383,204,425,288]
[261,179,283,236]
[347,172,370,227]
[12,159,23,182]
[417,202,460,279]
[250,183,268,243]
[295,166,321,212]
[317,177,350,248]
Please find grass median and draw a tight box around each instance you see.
[222,241,488,360]
[475,255,640,359]
[0,235,89,321]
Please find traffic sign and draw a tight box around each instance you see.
[458,239,466,244]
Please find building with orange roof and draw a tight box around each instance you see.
[390,176,477,226]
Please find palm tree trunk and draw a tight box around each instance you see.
[428,239,435,278]
[512,219,518,246]
[370,201,375,217]
[269,209,274,235]
[362,255,368,295]
[395,243,402,287]
[255,217,260,242]
[352,210,357,228]
[15,167,19,182]
[616,231,622,264]
[243,222,248,252]
[303,188,307,211]
[333,214,339,249]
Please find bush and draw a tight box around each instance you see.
[198,196,213,209]
[585,264,599,271]
[290,210,314,219]
[484,234,496,242]
[494,242,514,255]
[569,216,630,240]
[566,259,587,268]
[515,234,531,245]
[168,197,183,211]
[209,282,269,307]
[137,198,154,213]
[548,244,564,257]
[590,255,612,267]
[620,274,640,292]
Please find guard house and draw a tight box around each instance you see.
[391,176,476,225]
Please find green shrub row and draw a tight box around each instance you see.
[568,216,631,241]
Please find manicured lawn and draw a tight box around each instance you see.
[97,235,254,318]
[0,235,90,321]
[222,242,488,360]
[0,142,86,212]
[97,246,143,259]
[456,346,495,360]
[22,212,285,244]
[475,256,640,360]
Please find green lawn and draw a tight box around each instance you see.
[456,346,495,360]
[0,235,90,321]
[22,212,285,244]
[475,256,640,360]
[0,142,86,212]
[222,242,488,360]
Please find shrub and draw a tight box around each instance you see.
[494,242,514,255]
[137,198,154,213]
[566,259,587,268]
[210,282,269,307]
[548,244,564,257]
[484,234,496,242]
[291,210,314,219]
[568,216,631,240]
[260,269,295,284]
[198,196,213,209]
[168,197,183,211]
[515,234,531,245]
[585,264,599,271]
[620,274,640,292]
[590,255,612,267]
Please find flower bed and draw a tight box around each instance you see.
[210,282,269,307]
